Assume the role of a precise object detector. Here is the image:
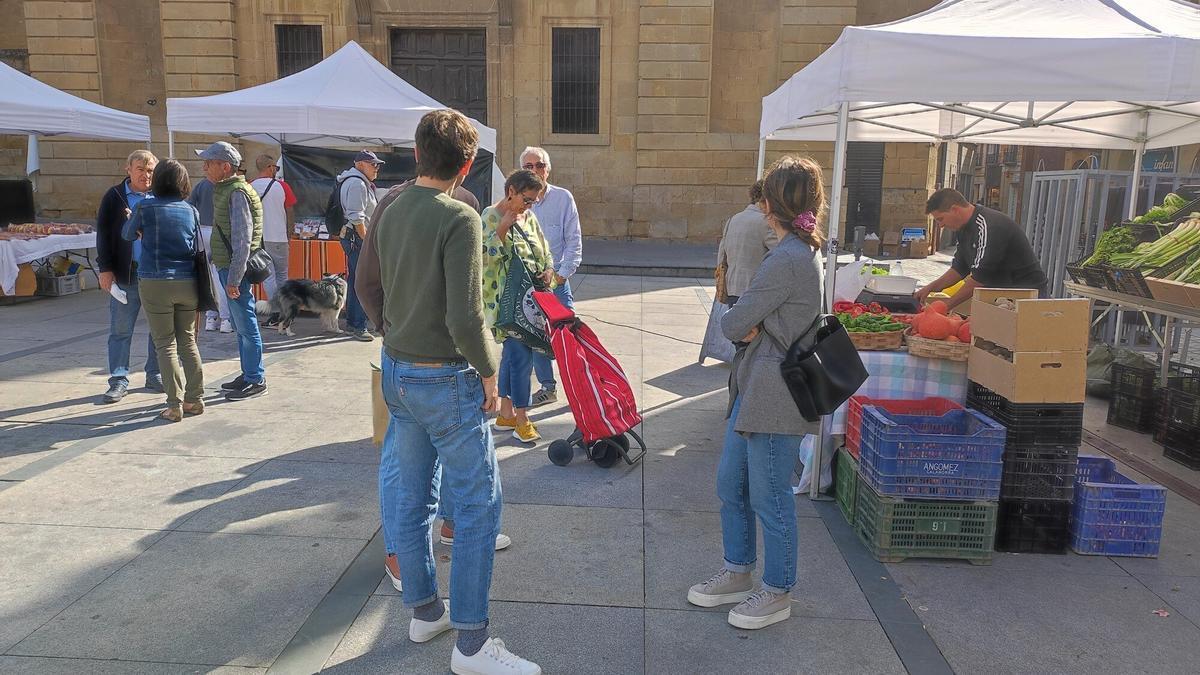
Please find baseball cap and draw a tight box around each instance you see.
[255,153,277,172]
[195,141,242,166]
[354,150,385,165]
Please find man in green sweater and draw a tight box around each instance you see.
[367,110,539,675]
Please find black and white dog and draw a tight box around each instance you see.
[257,274,349,336]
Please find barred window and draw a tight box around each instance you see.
[276,25,322,78]
[551,28,600,135]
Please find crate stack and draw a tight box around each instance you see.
[1108,363,1162,433]
[1156,370,1200,470]
[966,288,1091,555]
[846,406,1006,565]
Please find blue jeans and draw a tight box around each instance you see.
[717,397,802,594]
[498,339,535,409]
[217,269,266,384]
[379,355,500,629]
[108,279,161,386]
[341,237,367,331]
[532,281,573,389]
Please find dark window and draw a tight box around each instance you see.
[390,29,488,124]
[846,142,885,235]
[276,25,323,78]
[551,27,600,134]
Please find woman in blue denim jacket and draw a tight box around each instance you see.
[122,159,205,421]
[686,156,826,632]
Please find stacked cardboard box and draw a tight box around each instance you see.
[967,289,1091,554]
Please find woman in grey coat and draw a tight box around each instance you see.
[686,156,826,631]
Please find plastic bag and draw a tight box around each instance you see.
[1086,345,1156,399]
[699,299,736,364]
[833,260,870,304]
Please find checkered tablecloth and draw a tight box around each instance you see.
[829,351,968,435]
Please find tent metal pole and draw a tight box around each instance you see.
[756,137,766,178]
[1128,111,1150,220]
[810,100,849,502]
[168,130,175,159]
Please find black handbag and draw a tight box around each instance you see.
[193,227,220,313]
[213,221,274,285]
[772,315,869,423]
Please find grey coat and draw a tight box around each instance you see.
[722,232,823,436]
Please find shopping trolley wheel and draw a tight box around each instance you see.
[591,435,629,468]
[548,439,574,466]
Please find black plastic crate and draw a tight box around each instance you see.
[1111,362,1157,398]
[1164,445,1200,470]
[966,381,1084,447]
[1107,390,1158,433]
[1162,387,1200,430]
[995,498,1071,554]
[1001,446,1078,501]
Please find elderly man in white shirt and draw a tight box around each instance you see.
[523,146,583,408]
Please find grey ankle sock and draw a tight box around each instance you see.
[413,599,445,622]
[457,623,489,656]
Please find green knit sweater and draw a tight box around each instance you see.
[373,185,497,376]
[211,176,263,268]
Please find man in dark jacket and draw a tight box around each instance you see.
[96,150,162,403]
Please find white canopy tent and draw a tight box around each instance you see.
[759,0,1200,498]
[0,60,151,142]
[166,41,503,198]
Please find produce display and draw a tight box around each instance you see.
[1108,218,1200,272]
[1081,224,1135,266]
[1131,193,1189,224]
[5,222,93,236]
[909,301,971,343]
[833,301,906,333]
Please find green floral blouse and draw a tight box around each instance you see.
[481,206,554,342]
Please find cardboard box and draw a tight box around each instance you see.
[900,240,929,259]
[883,232,901,245]
[862,239,881,257]
[1146,278,1195,308]
[968,340,1086,403]
[0,263,36,297]
[971,288,1090,352]
[881,244,900,258]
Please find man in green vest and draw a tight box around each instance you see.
[197,141,268,400]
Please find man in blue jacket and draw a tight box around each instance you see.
[96,150,163,403]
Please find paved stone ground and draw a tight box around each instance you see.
[3,275,1200,674]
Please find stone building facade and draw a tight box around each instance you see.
[0,0,940,241]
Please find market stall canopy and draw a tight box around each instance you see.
[0,60,150,141]
[166,40,497,153]
[760,0,1200,150]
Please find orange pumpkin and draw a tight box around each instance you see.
[929,300,949,315]
[946,335,961,343]
[957,321,972,343]
[918,312,954,340]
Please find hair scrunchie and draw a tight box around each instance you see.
[792,211,817,233]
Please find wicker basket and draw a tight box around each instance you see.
[849,330,904,351]
[905,331,970,361]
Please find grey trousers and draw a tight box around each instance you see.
[262,240,291,298]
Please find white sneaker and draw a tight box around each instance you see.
[219,319,234,333]
[204,315,219,331]
[440,532,513,551]
[410,600,451,643]
[384,561,402,593]
[451,638,541,675]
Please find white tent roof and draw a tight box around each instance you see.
[760,0,1200,150]
[0,60,150,141]
[166,41,497,153]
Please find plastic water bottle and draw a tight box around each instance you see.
[893,260,906,278]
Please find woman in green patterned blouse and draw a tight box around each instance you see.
[482,169,554,443]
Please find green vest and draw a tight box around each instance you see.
[211,175,264,268]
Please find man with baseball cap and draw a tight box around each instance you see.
[335,149,385,341]
[197,141,268,400]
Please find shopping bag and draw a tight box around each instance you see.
[699,299,736,364]
[496,254,553,356]
[833,259,870,304]
[371,363,388,446]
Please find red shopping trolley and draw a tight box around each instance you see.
[532,291,646,468]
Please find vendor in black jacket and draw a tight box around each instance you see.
[915,188,1048,311]
[95,150,163,403]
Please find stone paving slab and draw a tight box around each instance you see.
[888,564,1200,674]
[323,597,645,675]
[0,656,264,674]
[0,524,166,654]
[495,443,643,509]
[644,609,906,675]
[174,459,380,540]
[7,531,364,667]
[0,452,264,529]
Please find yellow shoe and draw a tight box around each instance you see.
[513,421,541,444]
[494,415,518,430]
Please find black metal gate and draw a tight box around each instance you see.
[390,29,488,123]
[845,142,885,235]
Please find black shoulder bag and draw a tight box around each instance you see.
[770,314,868,422]
[192,224,220,313]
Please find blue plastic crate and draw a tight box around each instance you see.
[858,407,1005,500]
[1071,455,1166,557]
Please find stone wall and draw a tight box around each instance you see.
[0,0,29,179]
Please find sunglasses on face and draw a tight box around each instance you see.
[520,196,536,206]
[522,162,548,170]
